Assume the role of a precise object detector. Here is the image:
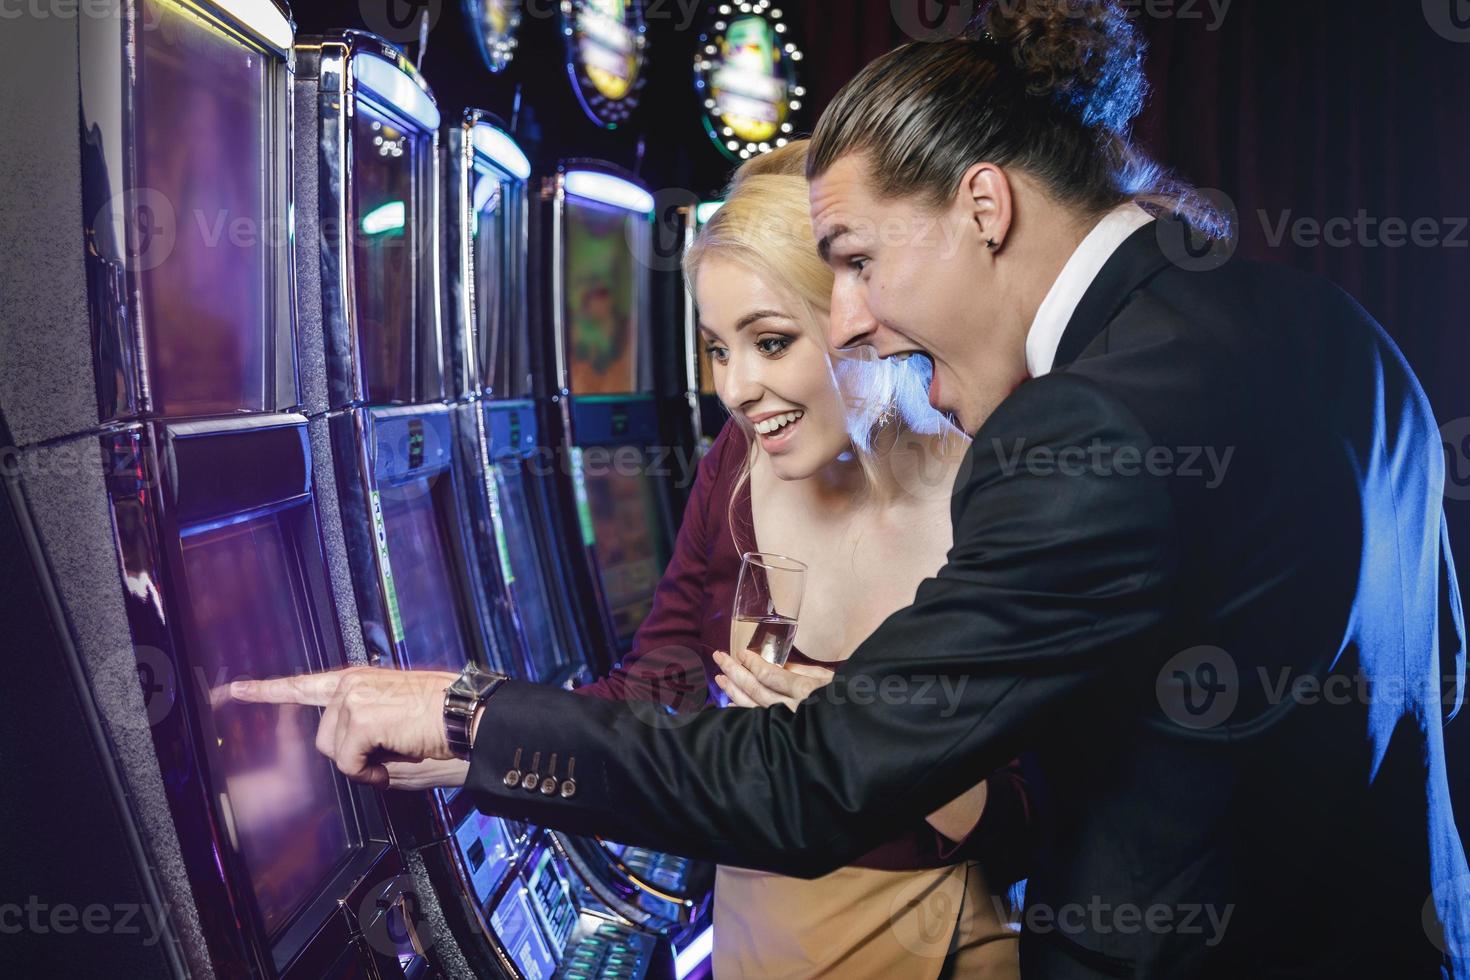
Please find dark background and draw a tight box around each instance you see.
[300,0,1470,803]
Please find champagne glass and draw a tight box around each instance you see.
[730,552,806,667]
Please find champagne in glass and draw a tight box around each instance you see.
[730,552,806,667]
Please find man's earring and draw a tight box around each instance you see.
[986,238,999,250]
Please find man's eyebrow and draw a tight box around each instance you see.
[817,223,852,263]
[734,309,793,332]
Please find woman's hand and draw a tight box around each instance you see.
[713,649,834,711]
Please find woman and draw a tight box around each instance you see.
[575,141,1029,979]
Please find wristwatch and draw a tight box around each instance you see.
[443,663,509,759]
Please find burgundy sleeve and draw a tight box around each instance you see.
[572,424,741,714]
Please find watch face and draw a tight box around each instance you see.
[456,666,504,698]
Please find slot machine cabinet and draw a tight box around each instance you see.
[103,418,422,979]
[1,1,419,975]
[444,111,593,690]
[681,200,729,449]
[444,112,700,980]
[292,29,521,978]
[528,161,719,975]
[544,164,674,657]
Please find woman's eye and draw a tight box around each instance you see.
[848,256,870,274]
[756,336,793,356]
[705,345,728,364]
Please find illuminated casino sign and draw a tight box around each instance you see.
[561,0,648,128]
[695,1,805,161]
[465,0,523,73]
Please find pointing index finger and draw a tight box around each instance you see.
[228,670,346,707]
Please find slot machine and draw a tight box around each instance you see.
[443,116,715,977]
[1,1,420,975]
[548,166,674,656]
[291,30,524,977]
[525,162,719,976]
[681,199,728,448]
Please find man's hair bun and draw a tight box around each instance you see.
[978,0,1148,134]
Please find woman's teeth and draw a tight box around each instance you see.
[754,411,804,435]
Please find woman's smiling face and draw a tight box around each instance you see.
[695,256,852,480]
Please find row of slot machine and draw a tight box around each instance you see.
[0,0,789,978]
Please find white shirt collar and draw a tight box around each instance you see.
[1025,203,1156,378]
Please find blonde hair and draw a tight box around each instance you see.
[684,141,959,516]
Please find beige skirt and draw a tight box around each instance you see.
[712,862,1019,979]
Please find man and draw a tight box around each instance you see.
[237,16,1467,976]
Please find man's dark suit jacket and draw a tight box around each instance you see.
[467,224,1469,977]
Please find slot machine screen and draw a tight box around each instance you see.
[134,0,282,416]
[179,506,352,935]
[454,811,514,906]
[352,97,428,404]
[563,196,644,395]
[583,459,669,646]
[526,849,578,954]
[472,169,511,395]
[492,466,573,681]
[379,476,474,671]
[490,884,557,980]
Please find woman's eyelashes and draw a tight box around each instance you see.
[703,332,794,365]
[755,334,794,357]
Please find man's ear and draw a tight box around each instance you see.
[958,162,1012,250]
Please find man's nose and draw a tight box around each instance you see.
[828,282,879,352]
